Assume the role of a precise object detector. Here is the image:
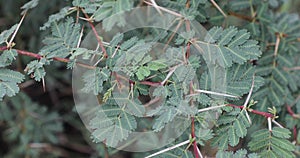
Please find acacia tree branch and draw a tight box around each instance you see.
[183,1,199,157]
[0,46,96,69]
[227,104,274,118]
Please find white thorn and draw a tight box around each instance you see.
[145,140,190,158]
[198,104,226,113]
[272,119,284,128]
[194,89,239,98]
[268,117,272,131]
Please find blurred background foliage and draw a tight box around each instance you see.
[0,0,300,158]
[0,0,115,158]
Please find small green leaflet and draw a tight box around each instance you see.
[0,69,24,100]
[135,59,168,80]
[39,18,81,58]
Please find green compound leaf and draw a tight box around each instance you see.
[248,128,296,158]
[0,24,17,45]
[113,96,145,117]
[0,49,18,68]
[195,26,261,67]
[174,64,196,85]
[40,7,70,30]
[152,106,178,132]
[40,18,81,58]
[0,68,24,100]
[200,64,264,99]
[81,67,110,95]
[93,0,134,31]
[25,58,49,82]
[0,93,63,147]
[212,109,250,149]
[216,149,258,158]
[90,104,137,147]
[21,0,39,14]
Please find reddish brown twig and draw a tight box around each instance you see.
[184,1,199,157]
[287,105,296,118]
[80,8,108,58]
[0,46,96,69]
[227,104,274,118]
[228,11,254,22]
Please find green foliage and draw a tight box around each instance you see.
[216,149,258,158]
[40,18,81,58]
[0,24,17,45]
[0,68,24,100]
[40,7,70,31]
[248,127,295,158]
[0,93,63,158]
[92,0,134,31]
[212,108,251,149]
[157,145,194,158]
[197,26,261,67]
[0,49,17,67]
[82,67,110,95]
[0,0,300,157]
[21,0,39,14]
[91,103,137,147]
[25,58,49,82]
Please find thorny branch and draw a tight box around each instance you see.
[0,46,96,70]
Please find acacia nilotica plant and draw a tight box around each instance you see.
[0,0,300,158]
